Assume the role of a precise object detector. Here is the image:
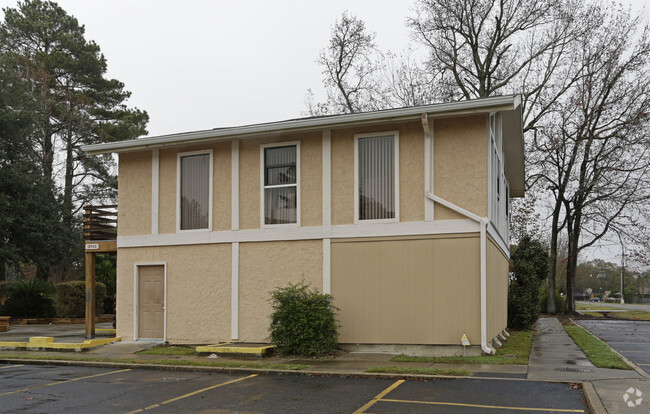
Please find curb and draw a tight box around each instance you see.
[582,381,607,414]
[0,357,581,384]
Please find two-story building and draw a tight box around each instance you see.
[82,94,524,355]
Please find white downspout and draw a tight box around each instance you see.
[421,113,494,355]
[425,192,495,355]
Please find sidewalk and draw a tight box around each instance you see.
[529,317,647,414]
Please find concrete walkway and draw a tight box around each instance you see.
[529,318,647,413]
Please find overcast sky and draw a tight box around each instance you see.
[1,0,648,264]
[0,0,646,138]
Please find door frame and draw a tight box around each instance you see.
[134,263,167,341]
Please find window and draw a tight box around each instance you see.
[489,113,509,240]
[262,143,299,225]
[177,150,212,231]
[355,132,399,222]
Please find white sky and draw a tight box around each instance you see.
[0,0,646,137]
[1,0,647,265]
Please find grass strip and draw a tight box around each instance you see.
[366,366,472,376]
[610,311,650,321]
[0,353,306,370]
[563,325,630,370]
[575,303,620,311]
[581,312,605,318]
[391,330,533,365]
[136,346,196,356]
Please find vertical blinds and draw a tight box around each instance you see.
[264,146,297,224]
[358,135,395,220]
[180,154,209,230]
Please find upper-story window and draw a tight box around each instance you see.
[177,150,212,231]
[489,113,509,241]
[355,132,399,222]
[261,143,300,226]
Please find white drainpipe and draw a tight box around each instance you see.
[421,113,495,355]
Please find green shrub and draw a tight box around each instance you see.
[269,281,339,357]
[1,279,56,318]
[508,235,549,329]
[540,290,566,314]
[55,281,107,318]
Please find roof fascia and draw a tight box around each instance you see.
[83,95,520,155]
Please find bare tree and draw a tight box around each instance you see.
[536,4,650,312]
[309,11,384,115]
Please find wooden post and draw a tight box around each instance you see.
[85,251,96,339]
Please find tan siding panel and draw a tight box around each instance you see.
[118,151,152,236]
[117,244,231,343]
[487,237,509,340]
[332,234,481,345]
[238,240,322,342]
[434,114,488,219]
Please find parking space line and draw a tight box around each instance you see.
[0,365,23,369]
[127,373,258,414]
[0,368,131,397]
[352,379,404,414]
[379,398,584,412]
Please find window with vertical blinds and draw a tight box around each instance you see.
[180,153,210,230]
[357,135,395,220]
[263,145,297,225]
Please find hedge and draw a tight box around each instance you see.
[55,281,107,318]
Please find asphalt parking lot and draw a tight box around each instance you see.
[577,319,650,375]
[0,363,588,413]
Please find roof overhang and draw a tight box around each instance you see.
[83,94,525,195]
[502,103,525,197]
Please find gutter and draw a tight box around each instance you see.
[82,95,521,155]
[425,192,495,355]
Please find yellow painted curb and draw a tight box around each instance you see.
[195,344,275,355]
[0,337,120,351]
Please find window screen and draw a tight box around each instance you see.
[180,153,209,230]
[358,135,395,220]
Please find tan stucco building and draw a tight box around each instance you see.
[83,95,524,355]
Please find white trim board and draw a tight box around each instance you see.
[118,219,480,248]
[231,242,239,340]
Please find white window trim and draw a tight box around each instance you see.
[354,131,400,224]
[260,141,301,229]
[176,149,213,233]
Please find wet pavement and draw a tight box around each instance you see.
[0,364,588,413]
[0,323,114,343]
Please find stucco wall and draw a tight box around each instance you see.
[118,151,152,236]
[487,236,509,340]
[238,240,322,342]
[434,114,488,220]
[331,234,481,345]
[116,244,231,343]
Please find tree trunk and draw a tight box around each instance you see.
[547,203,561,314]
